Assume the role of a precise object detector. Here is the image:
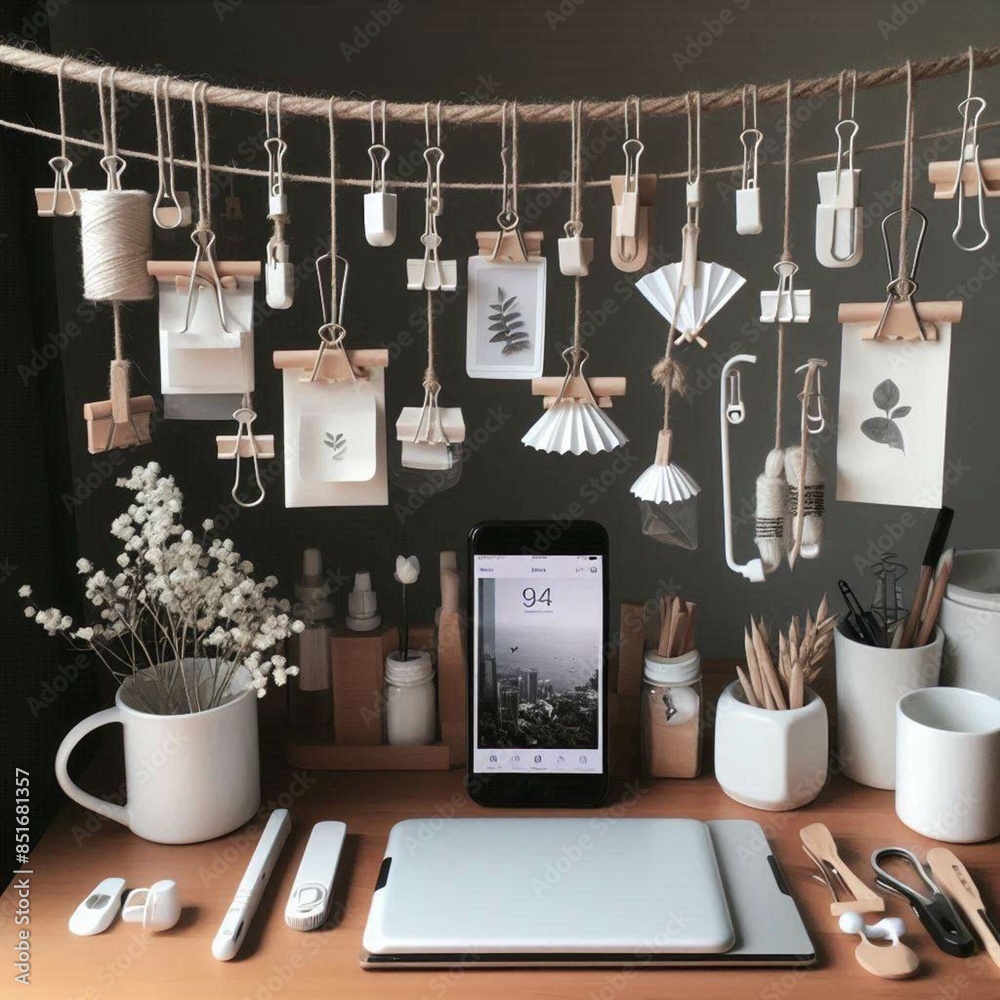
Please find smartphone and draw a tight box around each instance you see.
[467,520,610,807]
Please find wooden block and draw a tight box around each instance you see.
[616,600,649,699]
[284,739,451,771]
[437,610,467,768]
[331,626,397,745]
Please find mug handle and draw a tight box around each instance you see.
[55,707,129,827]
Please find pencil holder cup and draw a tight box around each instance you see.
[714,680,828,811]
[834,625,943,790]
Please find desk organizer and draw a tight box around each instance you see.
[284,614,467,771]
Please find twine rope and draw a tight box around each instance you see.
[152,75,179,200]
[897,61,916,284]
[190,81,212,229]
[774,79,793,452]
[56,54,68,158]
[96,65,117,160]
[327,96,338,324]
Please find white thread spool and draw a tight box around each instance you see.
[80,190,154,301]
[754,448,788,574]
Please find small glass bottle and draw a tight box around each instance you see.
[289,548,334,742]
[640,649,702,778]
[384,650,436,746]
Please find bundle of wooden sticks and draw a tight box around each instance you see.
[656,593,697,658]
[736,596,836,710]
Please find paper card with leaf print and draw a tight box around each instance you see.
[836,322,952,507]
[465,255,546,379]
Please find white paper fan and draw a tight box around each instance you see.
[522,398,628,456]
[637,261,746,344]
[630,461,701,502]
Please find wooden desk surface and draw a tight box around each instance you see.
[4,687,999,998]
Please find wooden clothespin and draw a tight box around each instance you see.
[273,348,388,385]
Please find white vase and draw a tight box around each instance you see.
[384,650,437,746]
[55,659,260,844]
[714,680,828,811]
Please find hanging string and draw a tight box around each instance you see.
[112,299,124,362]
[96,65,118,161]
[837,69,857,121]
[327,95,338,326]
[896,61,916,285]
[190,80,213,230]
[56,55,68,160]
[566,99,583,234]
[742,83,757,132]
[774,79,794,452]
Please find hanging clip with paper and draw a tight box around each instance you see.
[760,259,811,323]
[151,77,191,229]
[736,85,762,236]
[927,49,998,251]
[365,100,397,247]
[396,382,466,472]
[263,93,293,309]
[817,74,863,267]
[610,96,655,271]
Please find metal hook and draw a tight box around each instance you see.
[795,358,828,434]
[44,155,80,216]
[950,95,989,251]
[829,118,860,263]
[740,127,763,192]
[616,136,645,263]
[368,142,390,195]
[311,252,357,382]
[172,228,232,335]
[725,369,745,425]
[99,153,126,192]
[264,135,288,210]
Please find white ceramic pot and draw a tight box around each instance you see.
[55,659,260,844]
[384,650,437,746]
[895,686,1000,844]
[834,625,943,789]
[714,680,828,811]
[940,595,1000,700]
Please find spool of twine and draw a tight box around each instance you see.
[754,447,788,574]
[80,190,154,301]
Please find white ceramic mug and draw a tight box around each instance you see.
[55,661,260,844]
[895,686,1000,843]
[834,625,943,789]
[714,680,828,811]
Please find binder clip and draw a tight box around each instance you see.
[83,359,154,454]
[265,237,293,310]
[610,134,655,272]
[151,77,191,229]
[736,85,762,236]
[169,228,237,335]
[364,100,397,247]
[35,156,86,217]
[816,119,863,267]
[760,259,811,323]
[838,208,962,342]
[216,392,275,509]
[262,94,293,309]
[407,145,457,291]
[559,221,593,277]
[396,384,465,471]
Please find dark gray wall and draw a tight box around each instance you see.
[31,0,1000,655]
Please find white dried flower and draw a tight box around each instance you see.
[394,555,421,585]
[18,584,32,597]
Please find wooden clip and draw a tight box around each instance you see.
[216,433,275,459]
[148,260,261,282]
[474,230,543,262]
[532,375,626,410]
[83,364,155,456]
[838,300,962,342]
[928,156,1000,198]
[610,174,656,272]
[273,348,388,384]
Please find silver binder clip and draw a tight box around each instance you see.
[264,136,288,218]
[216,397,275,509]
[99,153,127,192]
[310,253,360,383]
[736,85,762,235]
[950,95,989,251]
[870,208,929,342]
[760,259,811,323]
[615,136,644,261]
[364,100,397,247]
[816,118,863,267]
[151,77,192,229]
[407,145,457,291]
[36,155,85,217]
[172,228,234,335]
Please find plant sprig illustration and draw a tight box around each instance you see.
[324,432,347,459]
[861,378,911,454]
[488,286,530,355]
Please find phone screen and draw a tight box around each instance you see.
[472,553,604,775]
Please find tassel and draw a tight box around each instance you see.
[754,448,787,575]
[785,445,825,564]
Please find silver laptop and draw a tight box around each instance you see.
[361,817,815,968]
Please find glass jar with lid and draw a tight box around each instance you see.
[640,648,702,778]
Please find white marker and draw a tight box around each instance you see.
[212,809,291,961]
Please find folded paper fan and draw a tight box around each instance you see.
[522,397,628,456]
[637,261,746,346]
[630,460,701,503]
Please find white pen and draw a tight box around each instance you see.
[212,809,291,961]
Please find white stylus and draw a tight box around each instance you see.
[212,809,291,961]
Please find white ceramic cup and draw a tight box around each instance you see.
[834,625,943,789]
[714,680,829,811]
[55,660,260,844]
[895,686,1000,843]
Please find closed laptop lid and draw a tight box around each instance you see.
[363,817,734,956]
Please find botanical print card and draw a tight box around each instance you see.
[836,322,952,507]
[466,255,546,379]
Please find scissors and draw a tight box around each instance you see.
[871,848,975,957]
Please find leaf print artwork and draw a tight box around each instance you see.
[324,432,348,459]
[861,378,910,454]
[487,286,530,355]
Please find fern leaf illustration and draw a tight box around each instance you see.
[487,286,531,354]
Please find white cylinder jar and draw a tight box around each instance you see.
[384,650,437,746]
